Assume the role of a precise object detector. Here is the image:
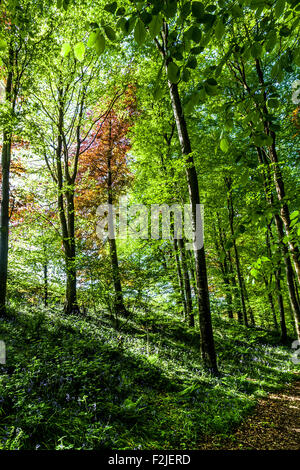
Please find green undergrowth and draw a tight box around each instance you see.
[0,303,298,450]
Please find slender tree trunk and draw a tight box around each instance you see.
[255,59,300,286]
[226,178,248,327]
[64,256,78,314]
[274,213,300,340]
[54,91,80,315]
[265,225,279,331]
[173,238,188,319]
[158,24,218,373]
[63,191,80,315]
[295,280,300,307]
[227,249,242,322]
[216,215,241,321]
[0,133,12,316]
[109,237,126,314]
[107,122,127,316]
[178,238,194,327]
[43,263,48,307]
[275,266,288,343]
[242,276,255,326]
[256,147,299,340]
[263,275,278,330]
[0,55,14,316]
[212,222,233,319]
[186,248,197,297]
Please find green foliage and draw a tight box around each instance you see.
[0,305,297,450]
[167,61,180,83]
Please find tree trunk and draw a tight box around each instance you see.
[212,221,233,319]
[227,248,242,322]
[161,28,218,373]
[43,263,48,308]
[109,236,126,315]
[255,59,300,286]
[274,213,300,339]
[275,266,287,343]
[216,215,241,321]
[173,238,188,319]
[256,147,299,340]
[226,178,248,327]
[107,121,127,317]
[63,233,79,315]
[0,60,14,317]
[178,238,194,327]
[242,276,255,326]
[54,91,80,315]
[263,274,278,331]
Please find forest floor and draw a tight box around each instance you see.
[0,302,299,450]
[200,376,300,450]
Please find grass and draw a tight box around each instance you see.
[0,302,298,450]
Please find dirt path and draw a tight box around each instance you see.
[200,378,300,450]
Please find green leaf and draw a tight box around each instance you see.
[95,33,106,55]
[74,42,85,62]
[265,32,277,52]
[192,1,205,19]
[181,68,191,82]
[250,268,259,278]
[149,15,162,39]
[293,47,300,66]
[61,43,71,57]
[190,45,204,55]
[250,43,262,58]
[190,26,202,43]
[271,62,280,79]
[164,0,177,18]
[231,4,242,17]
[206,78,218,86]
[104,2,117,14]
[220,138,229,153]
[167,61,180,83]
[274,0,285,18]
[185,91,201,113]
[204,78,218,96]
[267,98,280,108]
[180,2,191,20]
[186,57,197,69]
[104,26,116,41]
[87,30,99,47]
[225,239,234,250]
[0,39,7,51]
[215,20,225,40]
[237,224,246,234]
[290,211,299,220]
[141,11,152,26]
[63,0,69,11]
[134,19,147,46]
[279,26,290,37]
[116,7,126,16]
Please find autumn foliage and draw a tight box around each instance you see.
[76,87,136,232]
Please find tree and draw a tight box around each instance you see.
[28,19,125,314]
[0,0,45,315]
[77,92,135,316]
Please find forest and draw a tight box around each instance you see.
[0,0,299,454]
